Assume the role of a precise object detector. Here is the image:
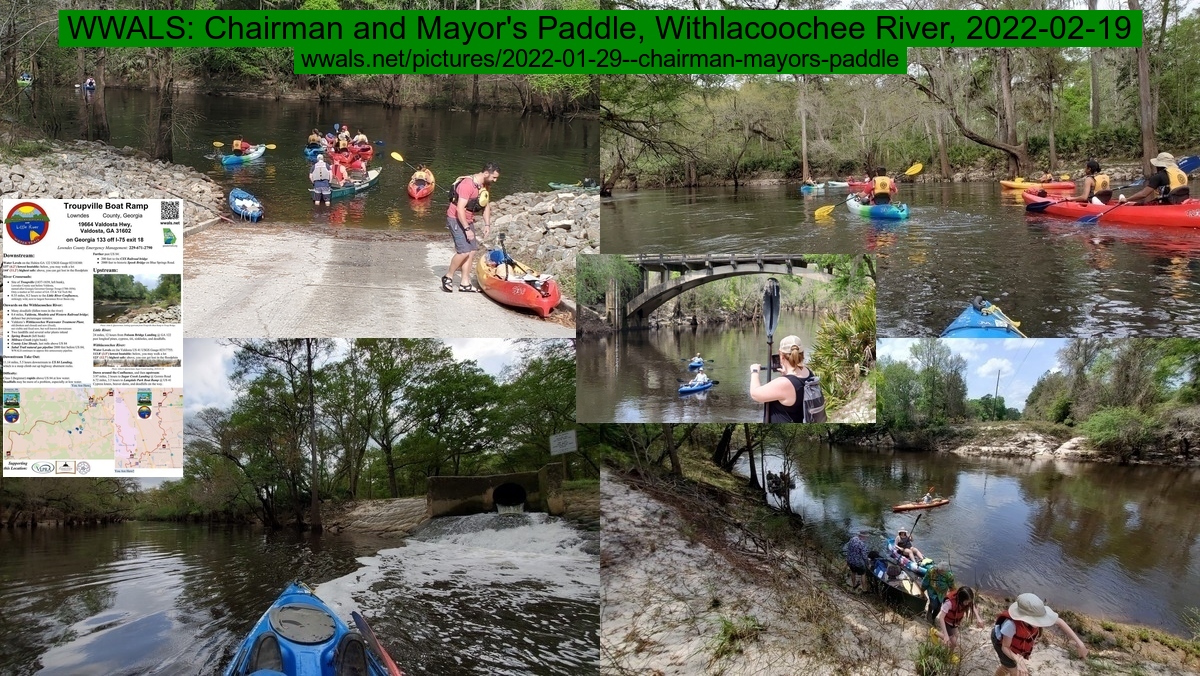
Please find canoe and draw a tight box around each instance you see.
[1001,179,1075,190]
[941,297,1025,338]
[223,582,391,676]
[221,144,266,166]
[892,498,951,512]
[407,178,435,199]
[548,182,600,192]
[320,168,382,201]
[474,251,562,318]
[678,380,714,395]
[228,188,264,222]
[1022,188,1200,228]
[847,196,909,220]
[871,558,927,610]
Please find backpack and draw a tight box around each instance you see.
[802,375,827,423]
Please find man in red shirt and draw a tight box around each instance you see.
[443,162,500,293]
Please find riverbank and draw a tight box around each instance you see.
[108,302,181,324]
[882,421,1200,467]
[602,463,1200,675]
[0,139,224,225]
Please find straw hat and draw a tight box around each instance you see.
[1008,593,1059,628]
[1150,152,1178,168]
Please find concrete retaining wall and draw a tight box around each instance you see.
[427,463,566,517]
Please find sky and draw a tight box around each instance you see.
[877,338,1067,411]
[132,273,162,290]
[181,338,531,417]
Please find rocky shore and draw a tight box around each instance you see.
[488,189,599,280]
[0,140,224,225]
[323,497,430,537]
[110,304,181,324]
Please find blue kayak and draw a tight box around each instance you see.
[303,143,327,161]
[224,582,390,676]
[229,188,264,222]
[940,296,1026,338]
[221,144,267,166]
[679,380,714,395]
[687,359,704,370]
[846,196,908,220]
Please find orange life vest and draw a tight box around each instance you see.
[873,175,892,195]
[232,139,243,151]
[995,611,1042,658]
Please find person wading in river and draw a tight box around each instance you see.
[309,154,332,206]
[993,593,1088,676]
[442,162,499,293]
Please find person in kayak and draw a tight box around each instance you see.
[921,491,934,504]
[330,159,348,188]
[412,164,435,189]
[231,136,248,156]
[993,593,1088,676]
[895,528,924,561]
[688,367,710,387]
[843,530,871,592]
[352,129,369,145]
[1124,152,1191,205]
[442,162,500,293]
[307,129,325,146]
[935,586,985,650]
[866,167,897,205]
[1068,160,1111,204]
[1037,171,1056,183]
[309,154,332,206]
[749,335,816,422]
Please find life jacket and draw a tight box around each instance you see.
[448,176,489,213]
[309,162,331,182]
[1166,166,1188,192]
[232,139,243,151]
[873,175,892,195]
[995,611,1042,658]
[336,137,349,151]
[942,596,968,627]
[1091,174,1110,192]
[308,134,322,144]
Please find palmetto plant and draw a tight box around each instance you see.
[810,286,876,409]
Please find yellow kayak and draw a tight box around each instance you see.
[1000,179,1075,190]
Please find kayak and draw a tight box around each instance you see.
[801,183,825,192]
[1022,188,1200,228]
[1000,179,1075,190]
[886,539,932,576]
[826,180,849,188]
[223,582,391,676]
[228,188,264,222]
[407,178,435,199]
[321,168,382,201]
[846,181,872,190]
[678,380,714,395]
[352,144,374,162]
[871,558,926,610]
[548,182,600,192]
[847,196,909,220]
[221,145,266,166]
[687,358,704,369]
[940,297,1025,338]
[892,498,951,512]
[304,143,327,161]
[474,251,562,318]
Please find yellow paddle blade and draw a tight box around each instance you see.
[905,162,924,176]
[264,144,276,150]
[1060,174,1070,180]
[814,204,837,219]
[212,141,225,148]
[390,151,404,162]
[1011,320,1021,328]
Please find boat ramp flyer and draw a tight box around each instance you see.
[2,199,184,477]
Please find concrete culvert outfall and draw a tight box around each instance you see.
[493,482,527,509]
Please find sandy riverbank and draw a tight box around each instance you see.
[602,469,1199,675]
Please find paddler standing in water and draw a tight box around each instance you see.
[442,162,500,293]
[992,593,1088,676]
[309,154,332,206]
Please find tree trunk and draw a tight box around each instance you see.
[934,113,952,179]
[1047,83,1057,171]
[471,74,480,113]
[151,65,173,162]
[797,76,810,181]
[1129,0,1157,174]
[909,74,1029,175]
[305,339,322,532]
[663,423,681,476]
[711,423,736,466]
[1088,0,1101,130]
[94,49,109,141]
[743,423,760,490]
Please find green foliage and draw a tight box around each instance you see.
[300,0,341,8]
[810,285,876,409]
[576,254,641,307]
[710,615,763,662]
[1079,407,1158,461]
[93,274,148,301]
[913,636,960,676]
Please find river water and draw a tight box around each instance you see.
[576,311,818,422]
[734,443,1200,636]
[51,88,596,230]
[0,515,598,675]
[602,183,1200,337]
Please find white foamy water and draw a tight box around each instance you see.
[316,513,599,676]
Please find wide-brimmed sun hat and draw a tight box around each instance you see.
[1150,152,1178,168]
[1008,593,1059,627]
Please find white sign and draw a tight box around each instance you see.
[549,430,577,456]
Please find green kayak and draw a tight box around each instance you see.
[324,167,382,200]
[548,182,599,192]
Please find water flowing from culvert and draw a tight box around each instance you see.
[496,504,525,514]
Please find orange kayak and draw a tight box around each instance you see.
[407,179,435,199]
[474,252,562,318]
[892,498,950,512]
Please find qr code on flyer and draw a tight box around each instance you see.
[160,200,181,221]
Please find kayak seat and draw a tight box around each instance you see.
[268,603,337,644]
[334,631,371,676]
[247,631,284,672]
[1093,189,1112,204]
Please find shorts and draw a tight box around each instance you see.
[447,216,478,254]
[992,634,1018,669]
[848,562,867,575]
[945,623,959,637]
[311,180,331,199]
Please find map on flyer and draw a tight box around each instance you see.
[3,388,184,476]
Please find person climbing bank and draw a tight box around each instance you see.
[993,593,1088,676]
[442,162,500,293]
[935,586,985,650]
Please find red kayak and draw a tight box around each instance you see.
[846,181,871,190]
[352,144,374,162]
[474,253,561,318]
[407,179,435,199]
[1022,189,1200,228]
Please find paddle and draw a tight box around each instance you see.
[814,162,922,219]
[350,611,405,676]
[211,141,275,150]
[1079,200,1129,224]
[762,278,781,425]
[389,151,419,172]
[499,232,510,281]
